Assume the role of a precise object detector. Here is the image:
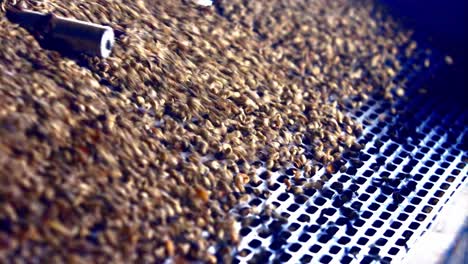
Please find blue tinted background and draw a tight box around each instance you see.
[382,0,467,102]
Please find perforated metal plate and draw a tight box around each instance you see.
[231,48,467,263]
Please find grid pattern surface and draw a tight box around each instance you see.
[232,50,467,263]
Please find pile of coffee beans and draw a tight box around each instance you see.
[0,0,417,262]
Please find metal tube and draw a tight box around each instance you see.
[6,8,114,58]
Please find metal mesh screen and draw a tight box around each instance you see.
[231,48,467,263]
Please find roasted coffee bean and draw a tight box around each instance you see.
[0,0,430,262]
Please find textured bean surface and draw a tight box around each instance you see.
[0,0,417,262]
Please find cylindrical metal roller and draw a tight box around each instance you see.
[6,8,114,58]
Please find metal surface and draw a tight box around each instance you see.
[6,8,114,58]
[403,182,467,264]
[232,49,467,263]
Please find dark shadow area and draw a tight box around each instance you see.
[381,0,467,105]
